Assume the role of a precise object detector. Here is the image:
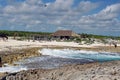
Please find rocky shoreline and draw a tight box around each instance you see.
[1,46,119,65]
[0,47,41,66]
[1,61,120,80]
[0,46,120,80]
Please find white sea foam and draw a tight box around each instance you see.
[40,48,120,61]
[0,66,27,73]
[40,49,97,57]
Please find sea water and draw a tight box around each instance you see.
[18,48,120,69]
[40,48,120,62]
[0,48,120,73]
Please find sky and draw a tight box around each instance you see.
[0,0,120,36]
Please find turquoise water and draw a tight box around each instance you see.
[40,48,120,62]
[12,48,120,70]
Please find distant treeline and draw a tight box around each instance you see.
[0,30,51,37]
[0,30,119,40]
[79,33,120,40]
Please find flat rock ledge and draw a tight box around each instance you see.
[1,61,120,80]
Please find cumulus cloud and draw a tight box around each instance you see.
[1,0,98,26]
[76,3,120,32]
[50,0,74,10]
[0,0,120,35]
[75,1,99,13]
[94,3,120,20]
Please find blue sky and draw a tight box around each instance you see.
[0,0,120,36]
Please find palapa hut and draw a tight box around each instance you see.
[52,30,79,40]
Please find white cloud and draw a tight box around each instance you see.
[52,0,73,10]
[0,0,120,35]
[4,5,16,13]
[76,1,99,12]
[94,3,120,20]
[74,3,120,32]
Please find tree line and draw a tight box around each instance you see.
[80,33,120,40]
[0,30,119,40]
[0,30,51,37]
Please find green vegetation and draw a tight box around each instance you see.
[0,30,119,42]
[0,30,51,37]
[80,33,120,40]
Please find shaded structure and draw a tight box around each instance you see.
[52,30,80,40]
[29,34,51,42]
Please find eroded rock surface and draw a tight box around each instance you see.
[1,61,120,80]
[0,47,41,66]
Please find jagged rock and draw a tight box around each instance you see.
[0,47,41,66]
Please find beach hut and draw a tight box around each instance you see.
[52,30,80,40]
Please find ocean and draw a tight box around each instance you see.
[0,48,120,73]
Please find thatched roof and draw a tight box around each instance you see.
[52,30,79,37]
